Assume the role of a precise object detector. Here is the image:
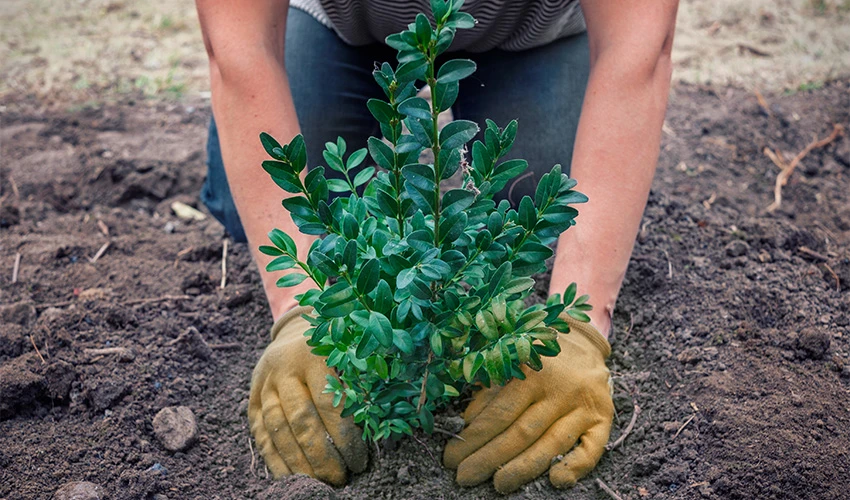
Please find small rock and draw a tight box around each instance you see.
[153,406,199,452]
[174,327,213,361]
[397,465,413,485]
[724,240,750,257]
[146,463,168,476]
[220,284,254,309]
[0,301,37,325]
[0,202,20,228]
[44,360,76,400]
[52,481,104,500]
[163,221,176,233]
[797,328,830,360]
[85,378,130,411]
[440,415,465,434]
[677,347,702,364]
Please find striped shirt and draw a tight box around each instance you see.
[291,0,586,52]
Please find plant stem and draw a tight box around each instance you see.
[416,350,434,413]
[427,42,442,247]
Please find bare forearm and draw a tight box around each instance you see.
[210,62,316,319]
[549,52,673,336]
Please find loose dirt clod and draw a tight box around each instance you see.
[259,474,336,500]
[798,328,831,360]
[52,481,104,500]
[153,406,199,452]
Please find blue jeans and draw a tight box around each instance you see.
[201,7,590,242]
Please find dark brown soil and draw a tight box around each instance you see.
[1,80,849,499]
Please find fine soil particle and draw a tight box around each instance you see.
[1,80,849,499]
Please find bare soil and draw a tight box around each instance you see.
[1,79,849,499]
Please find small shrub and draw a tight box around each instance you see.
[259,0,591,442]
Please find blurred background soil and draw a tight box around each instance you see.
[2,1,850,499]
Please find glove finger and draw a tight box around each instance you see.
[278,379,348,486]
[444,382,534,470]
[462,384,502,422]
[261,381,316,477]
[548,420,612,488]
[249,380,292,478]
[306,368,369,474]
[492,411,585,493]
[453,403,563,488]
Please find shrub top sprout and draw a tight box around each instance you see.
[258,0,592,442]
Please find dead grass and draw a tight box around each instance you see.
[1,0,848,104]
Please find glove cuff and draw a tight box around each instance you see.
[563,315,612,359]
[270,305,314,341]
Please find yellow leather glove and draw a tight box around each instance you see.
[248,306,368,485]
[443,315,613,493]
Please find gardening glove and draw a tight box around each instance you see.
[444,315,613,493]
[248,306,369,486]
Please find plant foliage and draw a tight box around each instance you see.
[259,0,590,442]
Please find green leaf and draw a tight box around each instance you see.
[484,347,505,385]
[276,273,308,288]
[353,166,375,187]
[310,251,339,277]
[374,279,393,314]
[516,241,553,262]
[516,310,547,332]
[518,196,537,231]
[441,189,474,217]
[462,352,484,382]
[499,339,512,380]
[374,356,389,379]
[266,255,296,272]
[492,159,528,180]
[356,259,380,294]
[369,311,394,348]
[356,331,380,359]
[439,120,479,149]
[563,282,577,306]
[343,213,360,239]
[395,59,428,82]
[393,329,414,354]
[504,277,534,295]
[567,309,591,322]
[516,336,531,363]
[385,33,412,51]
[398,97,432,120]
[268,229,297,257]
[347,148,368,169]
[260,132,285,160]
[446,11,475,29]
[259,245,283,256]
[327,178,351,193]
[368,137,395,171]
[433,81,459,112]
[402,163,436,191]
[429,330,443,356]
[431,0,449,21]
[367,99,396,125]
[437,59,476,83]
[397,268,416,289]
[415,13,432,43]
[475,310,499,340]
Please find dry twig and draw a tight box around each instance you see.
[595,478,624,500]
[89,241,110,263]
[221,239,228,289]
[767,124,844,212]
[83,347,132,357]
[673,414,696,439]
[824,263,840,292]
[12,252,21,284]
[97,220,109,237]
[606,404,642,451]
[798,246,829,261]
[738,43,771,57]
[662,249,673,279]
[248,436,257,478]
[9,176,20,200]
[30,335,46,364]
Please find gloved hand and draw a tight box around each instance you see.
[248,306,369,485]
[444,315,613,493]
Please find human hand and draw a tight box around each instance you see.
[443,315,613,493]
[248,306,369,485]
